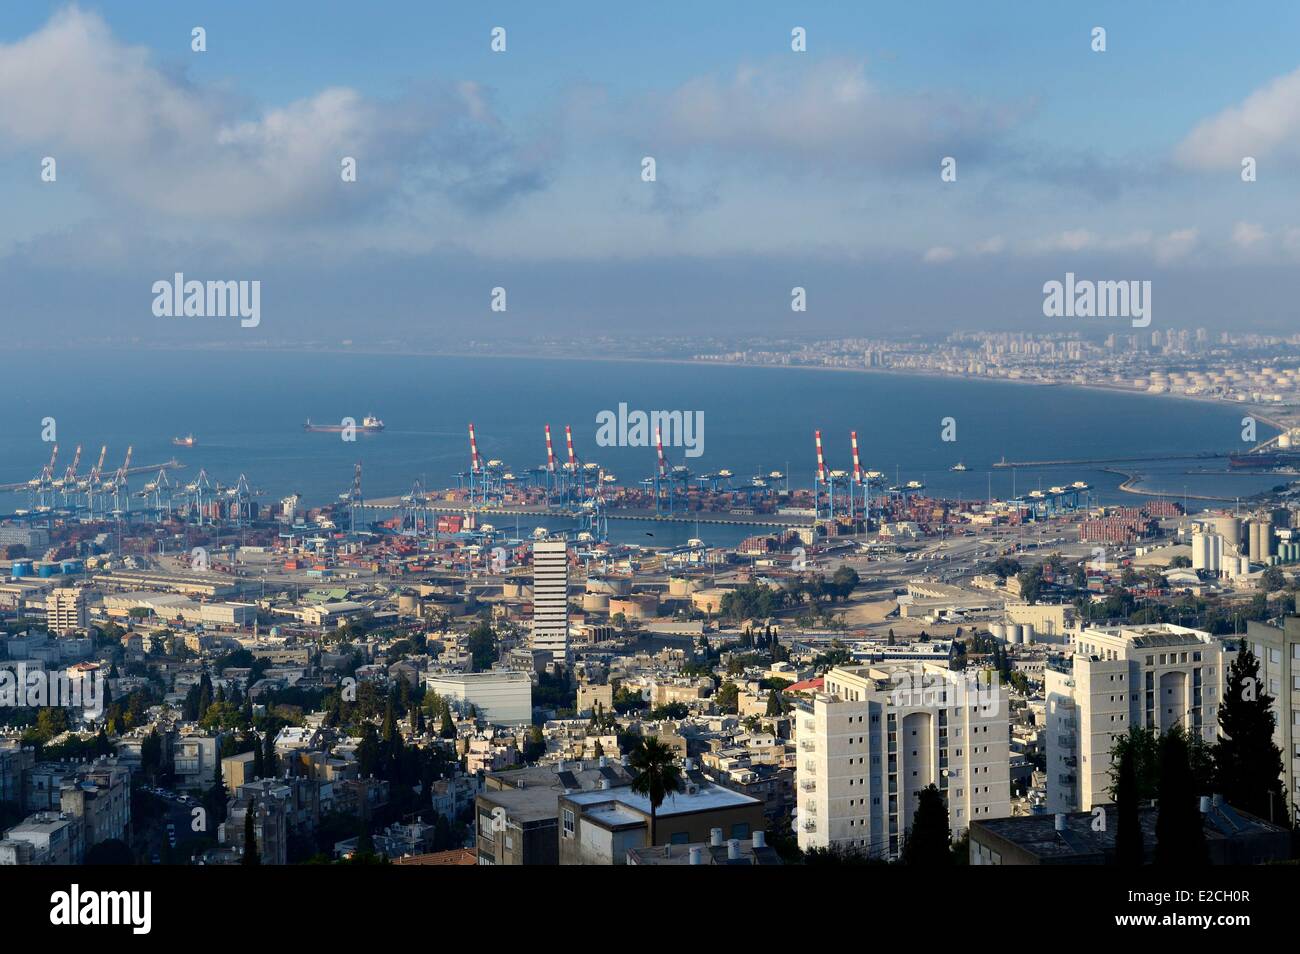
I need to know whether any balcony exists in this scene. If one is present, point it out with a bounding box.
[799,740,816,752]
[800,779,817,792]
[802,819,817,833]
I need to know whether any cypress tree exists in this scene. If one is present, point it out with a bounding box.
[1114,735,1144,865]
[1213,643,1285,822]
[1154,726,1207,866]
[902,784,951,865]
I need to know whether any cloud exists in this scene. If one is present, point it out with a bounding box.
[1231,221,1268,247]
[1175,66,1300,169]
[621,58,1023,173]
[0,6,540,224]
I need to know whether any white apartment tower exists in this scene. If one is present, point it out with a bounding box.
[1244,617,1300,823]
[531,539,569,662]
[47,587,89,636]
[1044,623,1223,813]
[795,663,1010,860]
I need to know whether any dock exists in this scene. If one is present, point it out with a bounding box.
[993,452,1229,469]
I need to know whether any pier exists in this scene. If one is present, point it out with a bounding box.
[366,497,812,529]
[992,452,1228,469]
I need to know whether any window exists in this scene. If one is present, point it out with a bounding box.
[562,809,575,836]
[670,832,690,845]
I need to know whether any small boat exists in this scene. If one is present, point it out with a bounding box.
[173,434,196,447]
[950,462,967,472]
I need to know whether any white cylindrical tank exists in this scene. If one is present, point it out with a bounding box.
[1006,624,1023,644]
[989,623,1007,642]
[1211,516,1242,550]
[1022,623,1035,644]
[1191,532,1209,570]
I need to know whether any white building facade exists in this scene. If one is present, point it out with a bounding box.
[795,663,1010,860]
[1045,624,1223,813]
[531,539,569,662]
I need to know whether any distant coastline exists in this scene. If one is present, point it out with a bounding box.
[38,339,1295,439]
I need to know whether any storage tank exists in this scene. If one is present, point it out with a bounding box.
[989,623,1007,642]
[1006,624,1023,645]
[1191,532,1211,571]
[60,559,82,574]
[1022,623,1035,645]
[668,576,701,598]
[11,560,32,578]
[582,592,610,613]
[1211,516,1242,550]
[586,576,631,597]
[398,593,421,615]
[37,563,58,578]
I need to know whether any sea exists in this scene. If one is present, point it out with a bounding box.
[0,349,1283,548]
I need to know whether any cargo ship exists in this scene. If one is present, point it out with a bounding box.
[172,434,196,447]
[1229,451,1300,470]
[304,414,385,433]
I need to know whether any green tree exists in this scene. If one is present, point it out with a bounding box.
[1154,726,1207,867]
[901,784,950,866]
[1113,734,1144,866]
[715,682,739,714]
[1213,643,1285,822]
[628,736,684,846]
[765,688,785,717]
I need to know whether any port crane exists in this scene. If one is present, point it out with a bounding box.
[27,444,57,508]
[400,478,433,537]
[339,460,364,533]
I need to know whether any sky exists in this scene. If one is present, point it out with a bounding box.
[4,1,1300,343]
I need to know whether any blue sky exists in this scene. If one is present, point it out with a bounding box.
[5,1,1300,342]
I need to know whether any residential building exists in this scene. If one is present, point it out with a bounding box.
[1244,616,1300,823]
[1045,624,1223,813]
[795,663,1010,860]
[970,798,1290,865]
[558,782,764,864]
[46,587,89,635]
[627,828,782,865]
[0,812,84,865]
[424,670,532,726]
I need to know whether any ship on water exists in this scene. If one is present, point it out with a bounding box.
[304,414,385,433]
[172,434,196,447]
[1229,451,1300,470]
[950,462,968,472]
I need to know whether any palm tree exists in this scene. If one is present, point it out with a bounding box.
[628,736,684,846]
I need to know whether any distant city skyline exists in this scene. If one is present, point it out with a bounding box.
[6,3,1300,339]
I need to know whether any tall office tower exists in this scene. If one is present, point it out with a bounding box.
[531,539,570,662]
[1044,624,1223,813]
[795,664,1010,860]
[46,587,89,636]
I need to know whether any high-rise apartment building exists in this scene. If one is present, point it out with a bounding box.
[795,663,1010,860]
[531,539,569,662]
[1244,617,1300,824]
[1045,624,1223,813]
[46,587,89,636]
